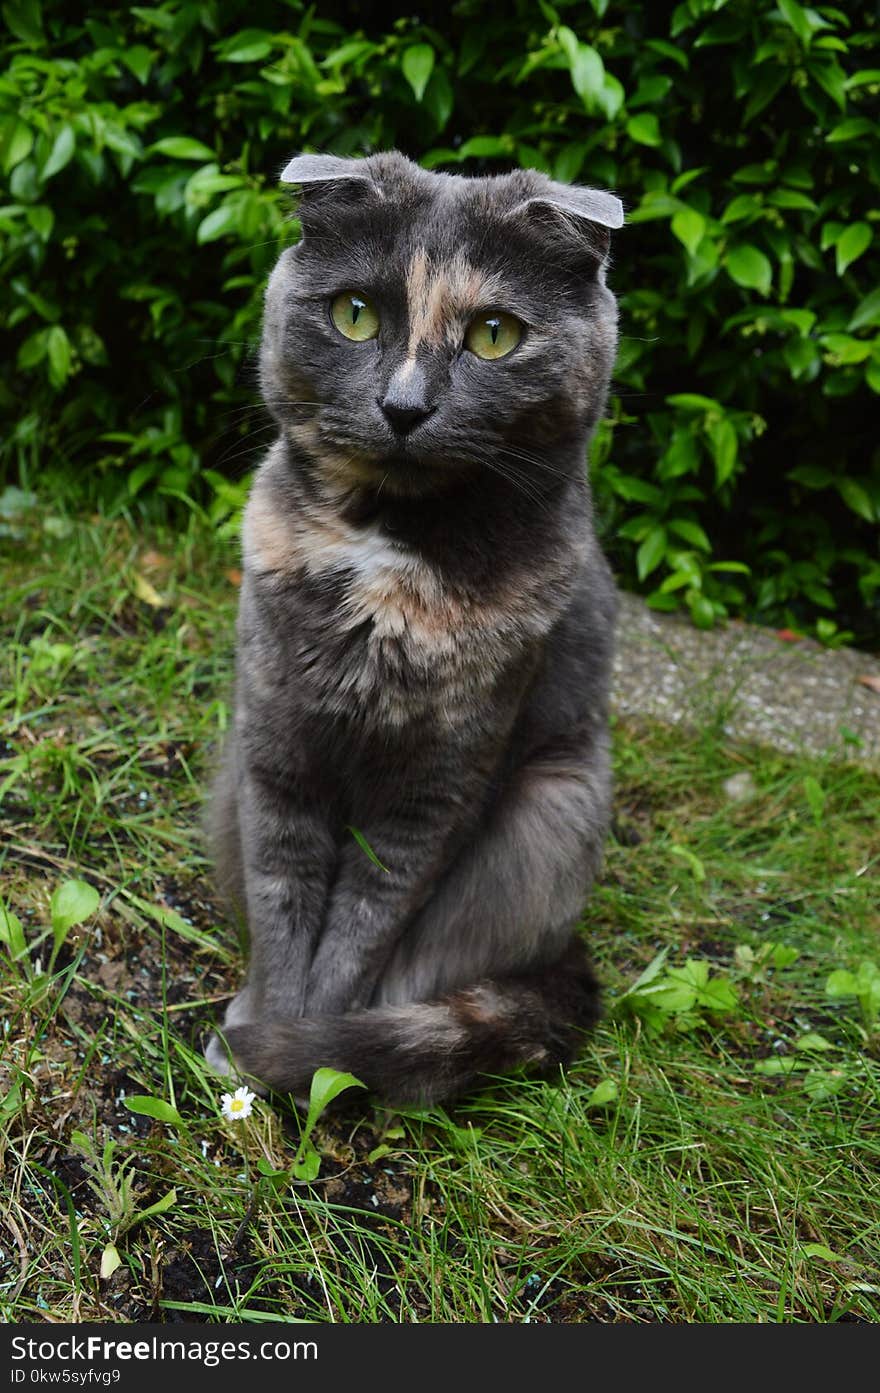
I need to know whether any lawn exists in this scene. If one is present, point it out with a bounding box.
[1,497,878,1323]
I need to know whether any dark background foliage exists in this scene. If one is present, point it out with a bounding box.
[1,0,878,643]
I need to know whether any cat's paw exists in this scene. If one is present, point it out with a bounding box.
[204,1029,237,1078]
[204,1029,269,1097]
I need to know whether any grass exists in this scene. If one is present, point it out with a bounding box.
[1,500,879,1324]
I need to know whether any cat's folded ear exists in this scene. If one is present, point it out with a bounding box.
[506,182,624,272]
[280,153,374,188]
[280,153,379,234]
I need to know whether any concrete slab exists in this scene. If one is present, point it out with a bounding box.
[611,592,880,769]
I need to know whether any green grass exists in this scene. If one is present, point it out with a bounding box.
[1,506,879,1324]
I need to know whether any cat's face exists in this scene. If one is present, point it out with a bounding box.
[260,152,622,498]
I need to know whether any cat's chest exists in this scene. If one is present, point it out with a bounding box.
[309,527,528,721]
[244,492,547,727]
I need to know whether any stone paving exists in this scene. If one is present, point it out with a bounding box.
[611,592,880,770]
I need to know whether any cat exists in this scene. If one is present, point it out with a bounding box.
[205,150,623,1105]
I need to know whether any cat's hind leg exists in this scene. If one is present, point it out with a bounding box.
[372,736,611,1009]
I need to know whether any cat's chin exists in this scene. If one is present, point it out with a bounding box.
[359,450,475,499]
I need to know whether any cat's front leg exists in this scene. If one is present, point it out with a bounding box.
[302,797,465,1016]
[232,770,337,1021]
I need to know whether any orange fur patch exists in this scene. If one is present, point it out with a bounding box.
[405,248,505,357]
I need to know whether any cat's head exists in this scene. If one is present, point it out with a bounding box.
[261,150,623,498]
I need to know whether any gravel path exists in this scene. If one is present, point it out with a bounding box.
[611,592,880,769]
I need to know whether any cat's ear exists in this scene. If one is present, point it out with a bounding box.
[280,153,379,236]
[279,153,373,188]
[507,182,624,271]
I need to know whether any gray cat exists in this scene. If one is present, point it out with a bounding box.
[205,150,623,1104]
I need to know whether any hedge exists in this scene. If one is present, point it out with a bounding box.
[1,0,878,643]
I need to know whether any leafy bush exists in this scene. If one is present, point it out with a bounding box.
[1,0,878,641]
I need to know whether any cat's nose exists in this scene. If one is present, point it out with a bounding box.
[379,398,433,435]
[378,360,434,436]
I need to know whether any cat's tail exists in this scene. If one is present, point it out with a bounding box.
[217,937,599,1105]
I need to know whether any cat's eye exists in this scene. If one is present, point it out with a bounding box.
[330,291,380,342]
[465,311,522,361]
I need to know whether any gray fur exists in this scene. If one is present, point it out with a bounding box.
[206,150,622,1104]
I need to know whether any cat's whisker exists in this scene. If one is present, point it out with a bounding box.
[212,400,323,428]
[212,429,282,475]
[462,449,553,512]
[496,444,582,484]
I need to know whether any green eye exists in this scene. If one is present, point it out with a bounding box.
[331,291,380,342]
[465,311,522,361]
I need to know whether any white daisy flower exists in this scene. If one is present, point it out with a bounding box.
[220,1085,256,1121]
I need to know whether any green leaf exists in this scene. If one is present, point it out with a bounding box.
[305,1068,365,1129]
[777,0,813,46]
[707,417,738,486]
[607,475,662,505]
[1,117,33,174]
[50,879,99,950]
[669,518,711,551]
[755,1056,800,1076]
[2,0,45,45]
[788,464,831,489]
[565,40,605,108]
[588,1078,618,1108]
[821,334,872,365]
[0,903,27,959]
[291,1067,365,1181]
[721,193,761,224]
[658,428,698,480]
[196,203,239,244]
[618,948,670,1000]
[402,44,435,102]
[215,29,274,63]
[771,945,800,969]
[666,392,722,412]
[669,844,705,881]
[725,244,772,296]
[835,223,872,276]
[826,118,875,143]
[766,188,815,211]
[596,72,625,122]
[41,126,75,181]
[779,309,816,335]
[849,287,880,332]
[457,135,512,160]
[671,207,706,257]
[808,59,847,109]
[636,526,667,581]
[835,478,874,522]
[26,204,53,240]
[346,826,390,872]
[45,325,71,389]
[784,337,820,380]
[121,45,154,84]
[291,1138,321,1182]
[366,1143,394,1164]
[150,137,216,162]
[626,113,662,147]
[795,1033,834,1052]
[123,1095,184,1127]
[826,969,857,998]
[688,593,717,629]
[801,1243,843,1262]
[131,1187,177,1225]
[803,775,825,824]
